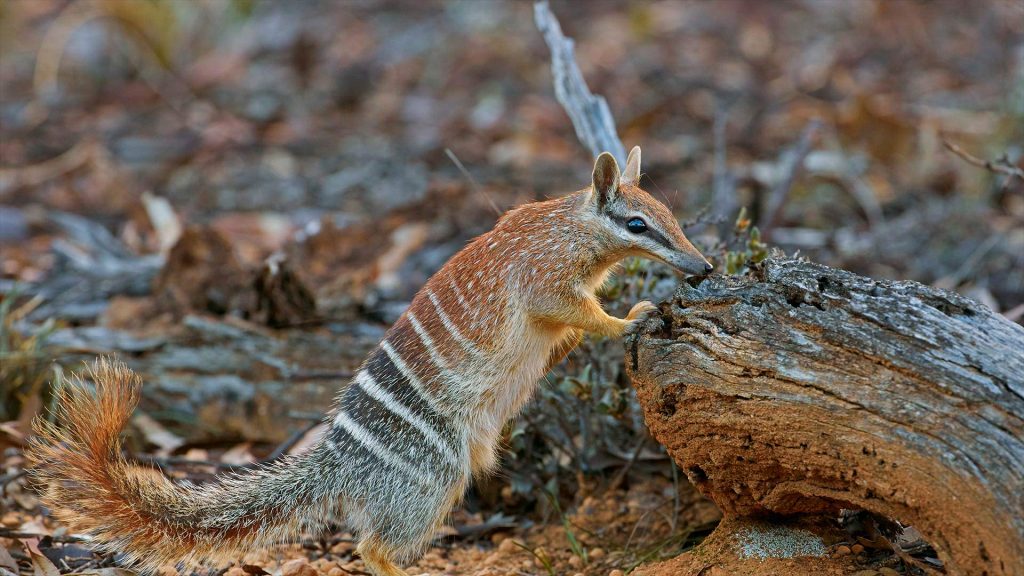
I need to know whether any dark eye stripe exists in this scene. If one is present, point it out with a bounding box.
[609,215,674,249]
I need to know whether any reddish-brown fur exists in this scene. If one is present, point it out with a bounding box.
[26,360,268,564]
[27,148,711,575]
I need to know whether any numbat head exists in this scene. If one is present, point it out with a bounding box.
[589,147,712,276]
[27,146,710,576]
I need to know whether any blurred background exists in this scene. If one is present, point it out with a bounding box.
[1,0,1022,574]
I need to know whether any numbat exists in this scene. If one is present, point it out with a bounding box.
[28,148,711,576]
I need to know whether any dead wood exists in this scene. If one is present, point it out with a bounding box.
[625,257,1024,575]
[154,225,251,316]
[44,314,372,444]
[761,119,821,238]
[252,253,318,328]
[534,0,626,166]
[25,211,162,322]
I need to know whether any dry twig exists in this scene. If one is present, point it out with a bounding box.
[943,139,1024,181]
[0,139,99,194]
[763,119,822,237]
[607,435,647,492]
[711,105,738,235]
[534,1,626,165]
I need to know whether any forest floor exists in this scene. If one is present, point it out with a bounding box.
[1,473,723,576]
[1,1,1021,575]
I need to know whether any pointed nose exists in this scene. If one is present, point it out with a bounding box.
[670,254,714,276]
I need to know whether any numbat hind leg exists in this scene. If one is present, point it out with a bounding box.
[356,536,410,576]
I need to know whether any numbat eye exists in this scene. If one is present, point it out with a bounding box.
[626,217,648,234]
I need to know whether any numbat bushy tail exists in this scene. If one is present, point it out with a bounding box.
[28,148,711,576]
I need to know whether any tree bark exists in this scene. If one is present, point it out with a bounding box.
[625,257,1024,576]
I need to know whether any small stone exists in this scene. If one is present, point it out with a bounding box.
[590,547,606,559]
[312,559,335,572]
[330,539,355,554]
[532,547,548,568]
[609,571,625,576]
[422,550,444,563]
[326,569,345,576]
[281,559,317,576]
[851,543,865,554]
[568,555,582,568]
[835,545,852,556]
[490,531,508,544]
[498,537,525,554]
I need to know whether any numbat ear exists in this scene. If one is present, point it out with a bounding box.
[591,152,620,210]
[622,146,641,185]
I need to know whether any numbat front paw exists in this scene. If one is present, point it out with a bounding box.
[627,300,658,320]
[626,300,659,323]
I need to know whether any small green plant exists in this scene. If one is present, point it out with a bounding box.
[622,520,718,574]
[547,490,588,564]
[0,289,58,422]
[723,207,769,275]
[513,541,556,576]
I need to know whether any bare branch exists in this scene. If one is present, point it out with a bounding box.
[711,104,737,235]
[534,1,626,165]
[763,119,822,237]
[942,139,1024,181]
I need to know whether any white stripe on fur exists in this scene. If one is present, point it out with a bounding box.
[352,370,459,466]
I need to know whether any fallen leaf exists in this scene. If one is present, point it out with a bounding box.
[286,422,326,456]
[17,519,49,536]
[6,479,39,510]
[132,412,184,456]
[22,539,60,576]
[141,191,182,256]
[0,545,18,573]
[220,442,256,466]
[0,422,26,444]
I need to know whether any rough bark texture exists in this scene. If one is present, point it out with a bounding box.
[45,314,374,444]
[625,258,1024,576]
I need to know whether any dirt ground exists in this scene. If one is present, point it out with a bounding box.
[1,0,1021,575]
[1,472,722,576]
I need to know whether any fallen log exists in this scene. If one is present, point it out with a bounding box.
[43,314,376,445]
[625,257,1024,576]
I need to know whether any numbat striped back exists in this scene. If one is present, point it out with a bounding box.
[27,148,711,576]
